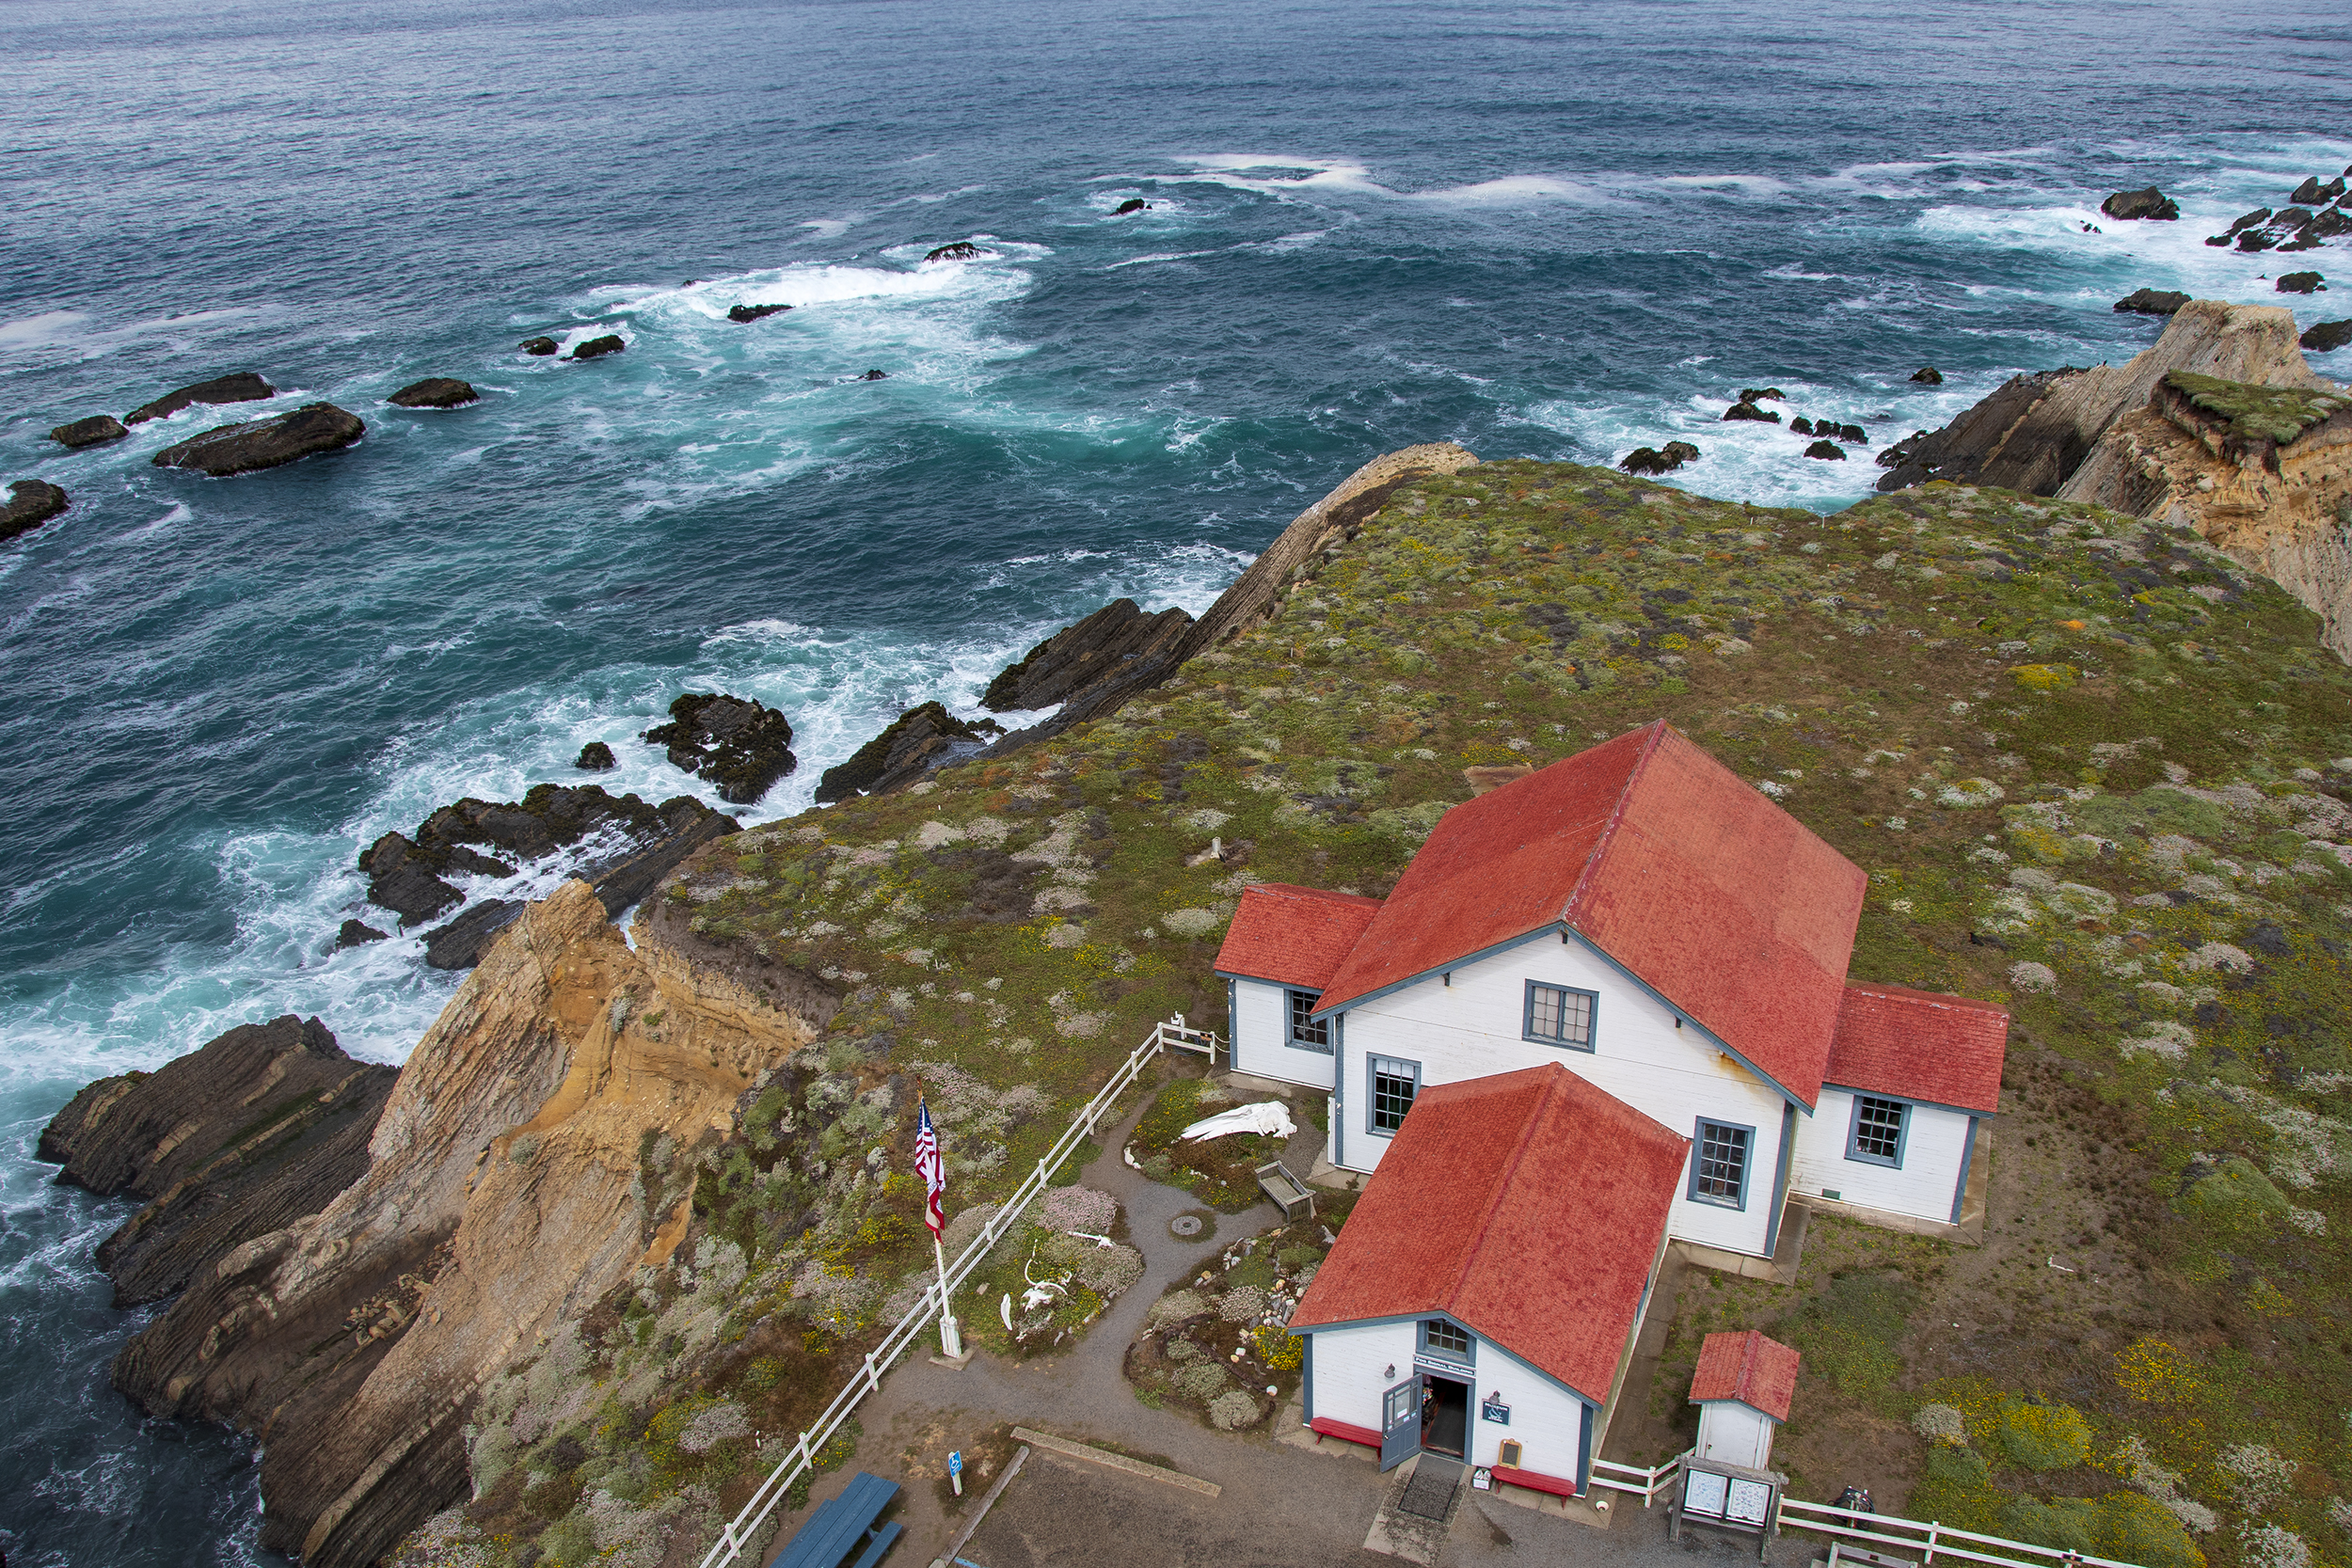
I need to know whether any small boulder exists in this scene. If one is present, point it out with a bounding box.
[1723,401,1780,423]
[1804,439,1848,460]
[2208,207,2272,246]
[334,919,388,949]
[575,741,617,771]
[925,242,982,262]
[151,403,365,477]
[3,480,70,543]
[1790,416,1815,435]
[50,414,128,449]
[388,377,478,408]
[1115,198,1150,214]
[2113,288,2191,316]
[2291,175,2347,206]
[1619,442,1699,475]
[2301,320,2352,353]
[2238,229,2280,253]
[124,372,275,426]
[1740,386,1785,402]
[518,336,560,356]
[1911,366,1944,385]
[643,692,797,803]
[2314,208,2352,238]
[1833,421,1866,442]
[567,334,626,360]
[2100,186,2179,221]
[858,369,888,381]
[727,303,791,323]
[2278,272,2327,294]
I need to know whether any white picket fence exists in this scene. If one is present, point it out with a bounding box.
[1594,1450,2147,1568]
[697,1017,1217,1568]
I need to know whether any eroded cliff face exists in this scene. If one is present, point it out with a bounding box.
[115,879,834,1567]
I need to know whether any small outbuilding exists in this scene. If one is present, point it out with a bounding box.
[1687,1329,1802,1470]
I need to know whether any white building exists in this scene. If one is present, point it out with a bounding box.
[1688,1329,1801,1470]
[1216,721,2008,1251]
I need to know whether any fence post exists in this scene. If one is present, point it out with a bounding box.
[865,1352,879,1392]
[1925,1521,1939,1565]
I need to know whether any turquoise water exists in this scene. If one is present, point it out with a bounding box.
[2,0,2347,1559]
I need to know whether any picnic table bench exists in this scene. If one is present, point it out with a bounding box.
[1255,1160,1315,1222]
[771,1470,900,1568]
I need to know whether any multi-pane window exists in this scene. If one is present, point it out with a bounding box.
[1526,982,1596,1050]
[1370,1056,1420,1134]
[1422,1319,1474,1363]
[1850,1095,1906,1166]
[1692,1119,1752,1207]
[1288,989,1331,1052]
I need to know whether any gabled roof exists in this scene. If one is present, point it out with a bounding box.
[1312,721,1867,1109]
[1213,882,1385,990]
[1289,1064,1687,1403]
[1689,1329,1802,1422]
[1826,982,2009,1116]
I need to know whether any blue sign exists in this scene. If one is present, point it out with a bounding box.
[1481,1394,1511,1426]
[948,1450,964,1476]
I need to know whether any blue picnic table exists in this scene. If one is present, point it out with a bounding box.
[771,1471,901,1568]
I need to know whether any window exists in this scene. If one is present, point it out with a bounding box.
[1524,982,1597,1051]
[1691,1118,1753,1208]
[1287,989,1331,1053]
[1420,1319,1474,1364]
[1369,1056,1420,1134]
[1848,1095,1908,1166]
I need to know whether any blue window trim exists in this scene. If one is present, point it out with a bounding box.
[1521,980,1598,1053]
[1287,988,1333,1053]
[1689,1116,1756,1210]
[1418,1318,1476,1368]
[1845,1093,1910,1169]
[1367,1054,1421,1138]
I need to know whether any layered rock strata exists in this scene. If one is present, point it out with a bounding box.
[815,701,999,803]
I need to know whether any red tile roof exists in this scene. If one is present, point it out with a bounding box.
[1313,721,1867,1108]
[1289,1064,1687,1403]
[1213,882,1385,990]
[1688,1330,1802,1422]
[1825,982,2009,1115]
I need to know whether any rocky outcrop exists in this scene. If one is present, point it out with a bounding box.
[2279,272,2327,295]
[125,372,275,425]
[2116,289,2191,316]
[518,337,559,356]
[983,598,1195,713]
[727,303,790,323]
[1804,439,1847,460]
[2101,186,2179,221]
[39,1015,395,1307]
[1911,367,1944,385]
[389,378,478,408]
[568,335,625,360]
[575,741,616,770]
[50,413,128,449]
[152,403,365,476]
[1723,399,1780,422]
[816,702,999,803]
[925,242,981,261]
[1116,198,1150,214]
[1620,441,1699,475]
[422,900,525,970]
[2292,175,2348,207]
[3,480,69,543]
[643,693,796,803]
[2308,321,2352,355]
[336,919,388,948]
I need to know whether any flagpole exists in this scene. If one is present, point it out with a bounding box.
[933,1231,963,1358]
[915,1096,963,1359]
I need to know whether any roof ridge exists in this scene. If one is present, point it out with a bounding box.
[1561,720,1672,927]
[1740,1330,1760,1398]
[1441,1069,1558,1321]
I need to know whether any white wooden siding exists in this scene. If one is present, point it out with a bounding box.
[1230,976,1335,1090]
[1303,1320,1591,1486]
[1790,1089,1973,1224]
[1694,1401,1776,1469]
[1331,929,1788,1257]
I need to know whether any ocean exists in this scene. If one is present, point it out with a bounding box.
[2,0,2347,1559]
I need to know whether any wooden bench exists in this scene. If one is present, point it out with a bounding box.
[1255,1160,1315,1221]
[1309,1417,1380,1451]
[1827,1544,1918,1568]
[1490,1465,1578,1499]
[773,1470,900,1568]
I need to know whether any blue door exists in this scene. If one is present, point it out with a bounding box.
[1380,1377,1420,1471]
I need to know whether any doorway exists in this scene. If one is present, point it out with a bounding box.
[1421,1373,1470,1459]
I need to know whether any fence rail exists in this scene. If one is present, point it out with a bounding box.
[1588,1452,1683,1506]
[699,1018,1215,1568]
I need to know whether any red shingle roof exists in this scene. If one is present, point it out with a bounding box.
[1214,883,1386,990]
[1288,1064,1687,1403]
[1688,1330,1802,1421]
[1825,982,2009,1115]
[1313,721,1867,1108]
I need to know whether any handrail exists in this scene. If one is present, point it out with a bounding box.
[698,1019,1201,1567]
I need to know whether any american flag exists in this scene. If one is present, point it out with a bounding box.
[913,1098,946,1237]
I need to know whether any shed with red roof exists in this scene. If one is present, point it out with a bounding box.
[1689,1330,1803,1469]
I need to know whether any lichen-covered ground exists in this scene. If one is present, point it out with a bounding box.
[414,460,2352,1568]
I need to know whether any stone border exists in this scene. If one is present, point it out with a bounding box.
[1009,1426,1222,1497]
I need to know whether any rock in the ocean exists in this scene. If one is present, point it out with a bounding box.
[2115,289,2192,317]
[2278,272,2327,294]
[38,1014,395,1307]
[1911,367,1944,384]
[2208,207,2272,246]
[643,693,797,802]
[388,377,478,408]
[421,899,524,971]
[3,480,70,543]
[728,303,791,323]
[1115,198,1150,214]
[575,740,617,770]
[2238,229,2280,253]
[151,403,364,477]
[1790,416,1815,435]
[334,919,388,949]
[1722,400,1780,423]
[2101,186,2179,221]
[858,369,889,381]
[518,335,560,356]
[1740,387,1785,402]
[984,597,1196,712]
[1804,439,1847,460]
[567,334,626,360]
[2314,208,2352,239]
[925,241,982,261]
[817,701,1001,802]
[2291,175,2347,206]
[1618,441,1699,475]
[124,372,275,426]
[50,414,128,449]
[2302,320,2352,354]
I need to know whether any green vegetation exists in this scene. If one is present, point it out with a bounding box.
[2165,371,2352,445]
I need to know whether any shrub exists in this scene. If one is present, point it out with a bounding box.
[1038,1185,1119,1234]
[2219,1444,2297,1511]
[1208,1390,1264,1430]
[1909,1445,2002,1534]
[1993,1397,2092,1471]
[1253,1326,1303,1370]
[1174,1362,1230,1401]
[1912,1403,1967,1445]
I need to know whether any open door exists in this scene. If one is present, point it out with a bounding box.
[1380,1376,1420,1471]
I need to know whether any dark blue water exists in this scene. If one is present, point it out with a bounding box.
[3,1,2347,1560]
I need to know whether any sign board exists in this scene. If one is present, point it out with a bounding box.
[948,1451,963,1477]
[1672,1457,1785,1560]
[1480,1393,1511,1425]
